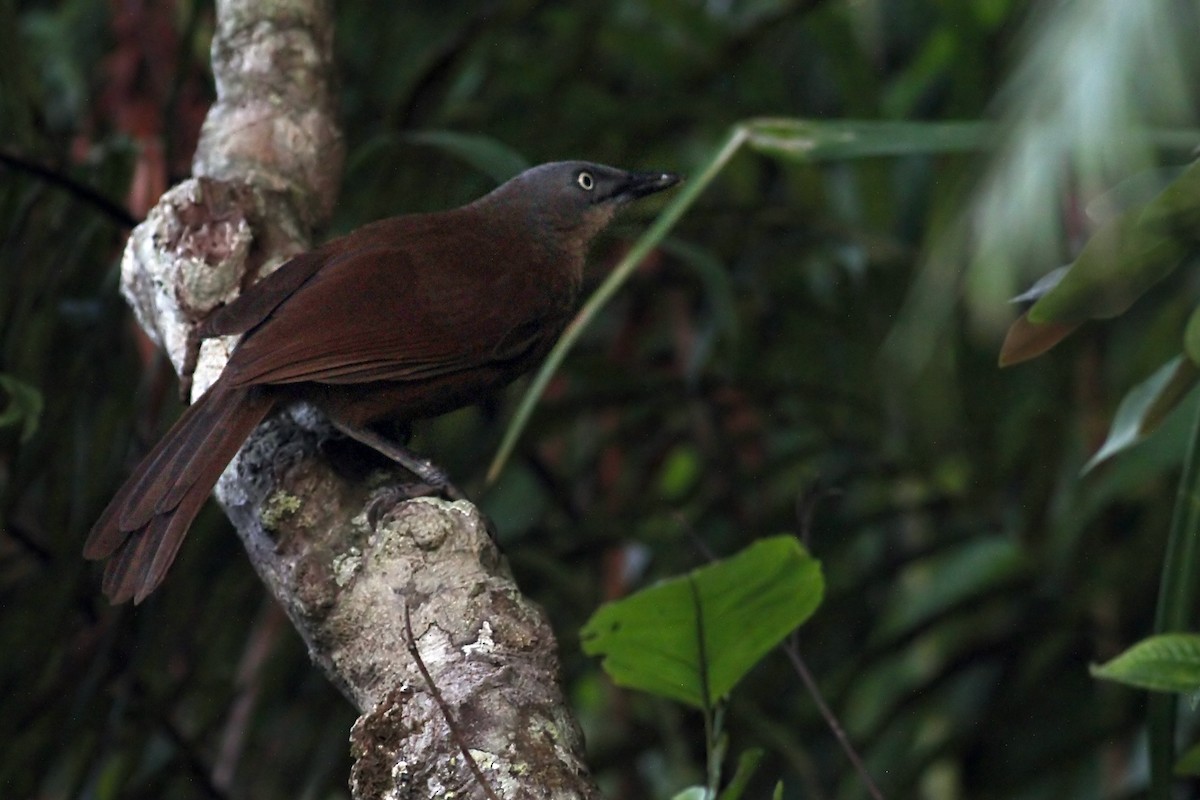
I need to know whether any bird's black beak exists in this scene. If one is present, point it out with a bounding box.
[613,170,682,203]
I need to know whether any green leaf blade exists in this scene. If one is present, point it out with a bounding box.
[1083,356,1200,473]
[1029,200,1189,326]
[581,536,824,708]
[743,118,993,162]
[1138,158,1200,236]
[1091,634,1200,693]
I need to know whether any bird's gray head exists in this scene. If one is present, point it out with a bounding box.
[477,161,680,247]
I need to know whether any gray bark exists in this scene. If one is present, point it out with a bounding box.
[116,1,599,797]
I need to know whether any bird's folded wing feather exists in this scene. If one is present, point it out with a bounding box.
[222,233,559,388]
[198,250,329,338]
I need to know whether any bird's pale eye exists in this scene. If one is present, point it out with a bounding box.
[576,171,595,191]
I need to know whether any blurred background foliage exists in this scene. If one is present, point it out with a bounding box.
[4,0,1200,797]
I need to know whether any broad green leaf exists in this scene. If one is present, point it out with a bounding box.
[744,118,992,162]
[716,749,764,800]
[0,375,42,442]
[1091,634,1200,693]
[403,130,529,184]
[1083,357,1200,473]
[1028,208,1187,324]
[1028,161,1200,326]
[671,789,708,800]
[581,536,824,709]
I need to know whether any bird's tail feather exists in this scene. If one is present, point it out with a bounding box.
[85,381,274,604]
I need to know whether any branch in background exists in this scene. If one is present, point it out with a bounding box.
[0,148,138,228]
[784,635,886,800]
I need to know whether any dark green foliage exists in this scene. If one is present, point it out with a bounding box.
[5,0,1199,798]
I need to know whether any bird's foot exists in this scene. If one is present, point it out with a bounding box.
[365,482,440,528]
[360,467,500,544]
[178,328,202,402]
[330,420,468,501]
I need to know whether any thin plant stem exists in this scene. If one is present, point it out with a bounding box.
[403,602,501,800]
[783,634,885,800]
[1148,397,1200,798]
[689,575,721,797]
[0,148,138,228]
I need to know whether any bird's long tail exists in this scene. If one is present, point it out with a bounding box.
[84,380,275,604]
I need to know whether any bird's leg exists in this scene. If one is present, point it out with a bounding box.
[178,327,202,402]
[330,419,467,502]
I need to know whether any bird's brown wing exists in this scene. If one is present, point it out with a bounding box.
[221,226,562,389]
[198,250,330,338]
[195,213,438,340]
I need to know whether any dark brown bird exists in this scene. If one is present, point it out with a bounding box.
[86,162,680,604]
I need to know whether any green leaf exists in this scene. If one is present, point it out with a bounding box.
[1138,158,1200,236]
[0,374,42,442]
[743,118,992,162]
[657,444,701,501]
[1029,172,1196,324]
[671,789,709,800]
[403,130,529,184]
[581,536,824,709]
[1091,634,1200,693]
[716,749,764,800]
[1083,356,1200,473]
